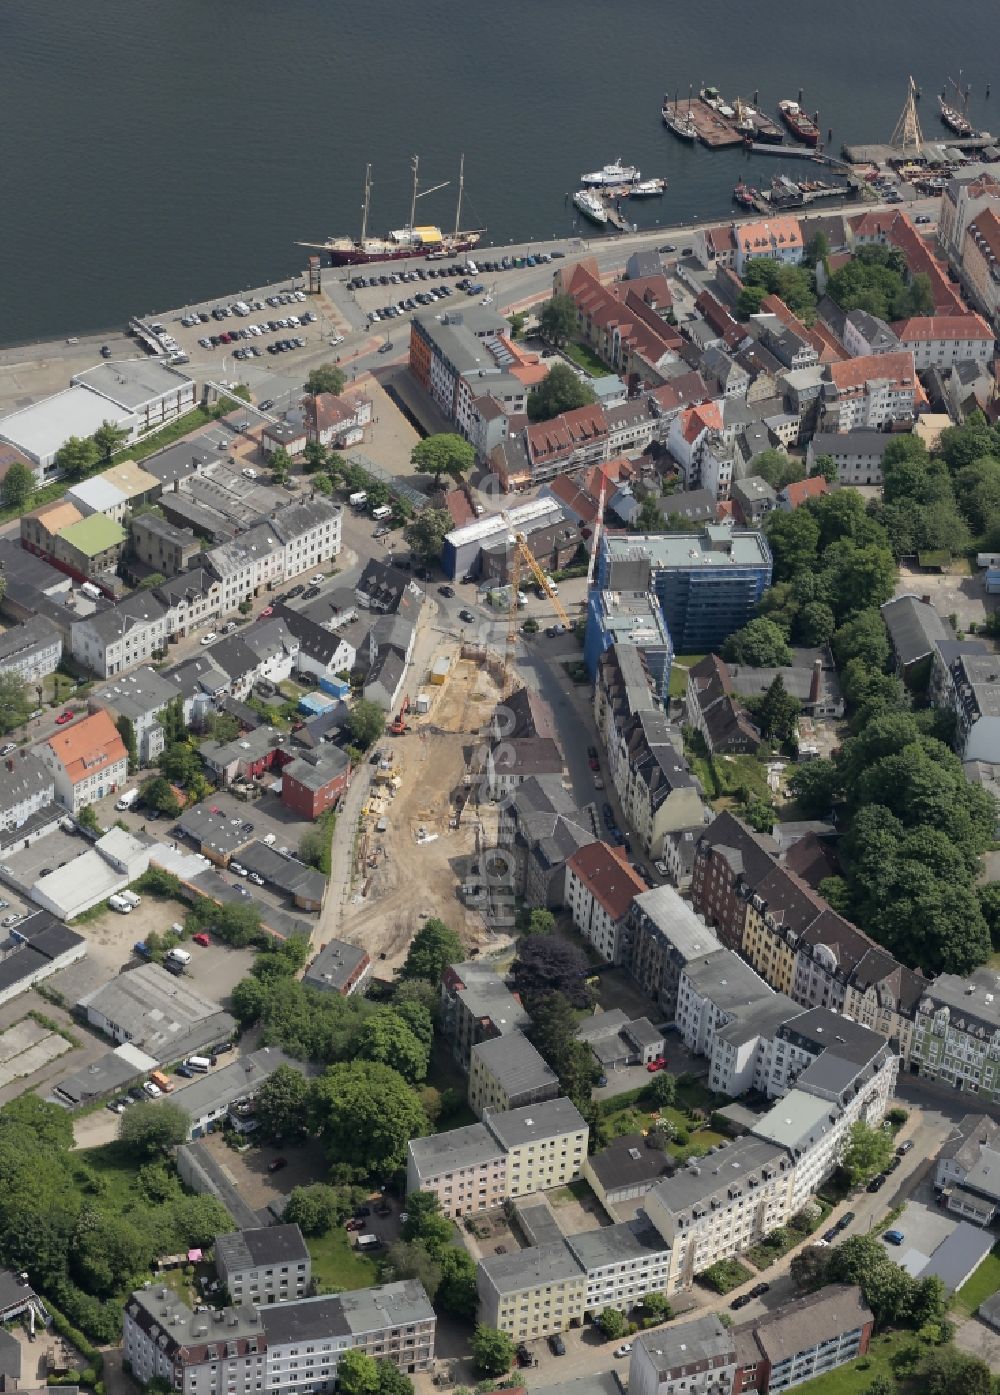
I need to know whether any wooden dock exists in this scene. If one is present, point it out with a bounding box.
[663,99,743,149]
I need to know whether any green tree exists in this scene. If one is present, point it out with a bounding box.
[204,711,241,743]
[347,699,386,750]
[527,909,556,936]
[270,446,293,480]
[77,803,102,834]
[117,1101,189,1157]
[916,1346,992,1395]
[736,284,767,320]
[978,883,1000,949]
[376,1364,413,1395]
[751,449,804,492]
[765,508,821,582]
[303,440,328,473]
[54,435,100,479]
[410,434,475,486]
[789,1244,828,1292]
[471,1325,515,1377]
[527,364,597,423]
[636,495,664,532]
[722,618,792,667]
[139,775,182,816]
[597,1306,629,1339]
[352,1008,430,1084]
[823,540,896,622]
[72,1209,152,1297]
[400,1192,455,1256]
[94,419,130,462]
[116,714,139,770]
[641,1291,672,1322]
[254,1064,312,1140]
[404,509,452,566]
[805,229,830,267]
[159,741,201,785]
[0,673,32,736]
[863,1377,895,1395]
[399,918,464,983]
[298,823,332,871]
[313,472,333,496]
[310,1061,428,1178]
[538,293,579,346]
[1,460,35,512]
[436,1246,479,1318]
[747,675,799,743]
[306,364,347,397]
[284,1184,344,1236]
[840,1120,894,1185]
[649,1071,676,1108]
[382,1239,443,1295]
[811,453,839,484]
[337,1349,380,1395]
[526,991,598,1104]
[795,599,836,647]
[788,760,840,817]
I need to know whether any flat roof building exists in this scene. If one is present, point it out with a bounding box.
[469,1031,560,1118]
[77,962,236,1065]
[215,1225,311,1305]
[0,387,135,470]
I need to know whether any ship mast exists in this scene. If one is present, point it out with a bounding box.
[409,155,419,232]
[454,153,465,237]
[360,163,372,243]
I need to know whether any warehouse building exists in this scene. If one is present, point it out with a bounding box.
[77,962,236,1064]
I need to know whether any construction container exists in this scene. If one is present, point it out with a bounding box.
[415,692,431,713]
[430,656,451,685]
[298,691,336,717]
[319,675,350,700]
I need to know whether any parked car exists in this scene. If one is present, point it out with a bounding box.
[192,932,211,947]
[458,609,476,623]
[883,1229,905,1246]
[438,584,455,598]
[896,1140,914,1156]
[654,861,669,878]
[866,1173,887,1193]
[749,1283,770,1299]
[268,1157,288,1173]
[55,710,75,725]
[613,1344,632,1358]
[548,1335,566,1356]
[822,1226,838,1243]
[646,1056,667,1073]
[730,1294,752,1310]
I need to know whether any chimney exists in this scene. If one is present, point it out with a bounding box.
[809,658,822,706]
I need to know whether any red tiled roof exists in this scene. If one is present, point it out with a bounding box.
[526,402,609,465]
[679,400,724,444]
[444,488,476,528]
[45,709,126,787]
[828,351,916,394]
[735,216,804,254]
[567,840,647,921]
[546,473,599,525]
[781,476,830,508]
[892,312,995,342]
[649,373,711,416]
[561,262,680,369]
[966,207,1000,265]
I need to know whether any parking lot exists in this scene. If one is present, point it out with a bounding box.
[349,250,562,327]
[895,562,1000,632]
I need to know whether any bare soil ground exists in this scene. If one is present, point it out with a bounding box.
[338,658,505,971]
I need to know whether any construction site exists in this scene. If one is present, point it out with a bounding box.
[334,642,513,971]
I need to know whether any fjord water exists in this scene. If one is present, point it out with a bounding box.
[2,0,998,345]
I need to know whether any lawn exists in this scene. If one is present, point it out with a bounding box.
[307,1225,379,1292]
[954,1244,1000,1317]
[781,1330,913,1395]
[696,1258,753,1294]
[601,1079,727,1164]
[688,750,771,809]
[561,340,610,377]
[668,655,708,700]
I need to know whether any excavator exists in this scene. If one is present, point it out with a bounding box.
[389,694,411,735]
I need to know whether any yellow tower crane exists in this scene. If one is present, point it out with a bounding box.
[505,530,573,695]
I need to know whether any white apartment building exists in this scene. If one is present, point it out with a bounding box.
[38,708,129,812]
[477,1243,588,1341]
[912,969,1000,1104]
[70,592,169,679]
[214,1225,311,1306]
[565,841,646,964]
[566,1222,672,1317]
[406,1124,508,1219]
[0,751,56,832]
[629,1315,736,1395]
[0,615,62,683]
[644,1137,795,1295]
[124,1280,435,1395]
[675,949,773,1059]
[892,314,995,369]
[484,1097,588,1198]
[824,352,916,431]
[272,498,342,579]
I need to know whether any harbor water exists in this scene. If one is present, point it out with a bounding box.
[2,0,999,346]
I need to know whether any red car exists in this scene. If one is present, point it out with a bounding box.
[192,933,211,947]
[588,757,600,772]
[646,1057,667,1073]
[259,606,273,618]
[55,711,75,725]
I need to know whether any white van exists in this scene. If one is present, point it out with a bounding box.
[186,1056,211,1073]
[371,504,393,521]
[115,788,140,811]
[166,947,192,967]
[119,890,141,908]
[108,895,133,914]
[349,491,368,509]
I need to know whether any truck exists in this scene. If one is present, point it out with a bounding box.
[349,491,368,509]
[354,1234,382,1251]
[371,504,393,521]
[115,788,140,811]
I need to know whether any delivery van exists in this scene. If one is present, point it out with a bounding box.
[186,1056,212,1073]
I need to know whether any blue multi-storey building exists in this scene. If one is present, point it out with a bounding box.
[598,525,772,655]
[583,588,673,700]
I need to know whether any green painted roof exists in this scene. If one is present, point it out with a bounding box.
[59,513,127,557]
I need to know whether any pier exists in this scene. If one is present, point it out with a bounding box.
[662,99,743,149]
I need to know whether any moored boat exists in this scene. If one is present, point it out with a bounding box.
[733,180,758,208]
[661,97,698,141]
[573,188,609,225]
[778,99,820,146]
[629,178,667,197]
[580,159,640,186]
[939,95,973,136]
